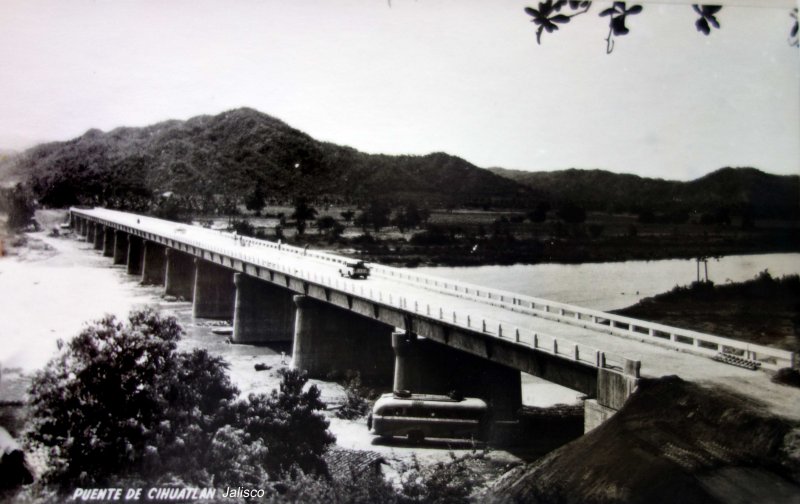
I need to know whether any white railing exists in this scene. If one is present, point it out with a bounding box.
[366,263,796,370]
[70,208,643,377]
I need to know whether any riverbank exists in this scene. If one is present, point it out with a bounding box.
[491,376,800,503]
[612,272,800,352]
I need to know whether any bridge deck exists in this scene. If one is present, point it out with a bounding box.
[73,208,800,420]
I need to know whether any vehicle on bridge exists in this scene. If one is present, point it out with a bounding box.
[339,260,370,279]
[367,391,488,443]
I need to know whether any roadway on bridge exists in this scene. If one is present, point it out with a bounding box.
[79,208,800,421]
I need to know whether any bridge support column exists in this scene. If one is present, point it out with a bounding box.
[93,224,104,250]
[392,332,522,421]
[112,231,128,265]
[102,227,114,257]
[126,236,144,276]
[232,273,294,344]
[192,259,235,319]
[292,295,394,384]
[75,218,84,237]
[141,241,166,286]
[85,222,95,243]
[164,249,195,300]
[584,367,639,432]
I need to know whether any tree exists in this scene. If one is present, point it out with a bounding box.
[230,369,335,478]
[340,209,356,224]
[527,202,550,223]
[557,202,586,224]
[27,309,238,489]
[355,200,391,232]
[291,197,317,235]
[26,309,335,492]
[317,215,344,240]
[244,184,267,215]
[392,202,431,232]
[4,183,36,231]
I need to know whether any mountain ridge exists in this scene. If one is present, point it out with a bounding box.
[6,107,798,219]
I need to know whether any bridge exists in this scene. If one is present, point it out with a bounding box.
[69,208,798,433]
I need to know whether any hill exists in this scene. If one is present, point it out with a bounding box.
[10,108,529,211]
[490,167,800,219]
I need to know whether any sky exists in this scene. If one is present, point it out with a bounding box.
[0,0,797,180]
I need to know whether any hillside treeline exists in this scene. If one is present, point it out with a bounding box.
[5,107,798,225]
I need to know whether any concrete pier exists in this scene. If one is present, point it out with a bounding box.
[85,222,95,243]
[192,259,235,319]
[102,227,114,257]
[164,249,195,300]
[126,235,144,276]
[232,273,295,344]
[292,295,394,384]
[141,241,167,286]
[92,224,104,250]
[112,231,128,265]
[392,331,522,420]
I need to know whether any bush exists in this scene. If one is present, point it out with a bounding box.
[27,309,238,489]
[335,372,372,420]
[26,309,334,492]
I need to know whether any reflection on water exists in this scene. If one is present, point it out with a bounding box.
[417,253,800,311]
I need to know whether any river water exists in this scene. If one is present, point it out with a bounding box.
[416,253,800,311]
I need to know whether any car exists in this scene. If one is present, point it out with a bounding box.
[339,260,370,279]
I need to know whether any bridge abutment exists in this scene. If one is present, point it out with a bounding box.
[232,273,294,344]
[584,367,639,432]
[292,294,394,384]
[126,235,144,276]
[112,231,128,265]
[192,259,235,319]
[164,249,195,300]
[141,241,167,285]
[391,331,522,420]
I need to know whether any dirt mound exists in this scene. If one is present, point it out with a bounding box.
[491,376,800,503]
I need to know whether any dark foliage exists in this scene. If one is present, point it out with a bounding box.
[693,5,722,35]
[291,197,317,235]
[491,167,800,221]
[14,108,528,213]
[26,310,334,493]
[1,183,36,231]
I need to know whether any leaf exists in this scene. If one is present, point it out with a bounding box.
[705,5,722,15]
[626,4,643,15]
[611,15,629,35]
[551,14,571,23]
[696,17,711,35]
[599,6,616,16]
[524,6,539,16]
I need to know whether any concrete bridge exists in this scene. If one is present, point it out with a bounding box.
[69,208,798,433]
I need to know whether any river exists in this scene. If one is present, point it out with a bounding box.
[416,253,800,311]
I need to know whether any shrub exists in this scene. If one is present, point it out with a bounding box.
[26,309,335,492]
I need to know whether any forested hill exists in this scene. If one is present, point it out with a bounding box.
[9,107,798,219]
[13,108,530,211]
[490,167,800,218]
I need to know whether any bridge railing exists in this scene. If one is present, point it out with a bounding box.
[72,208,795,370]
[366,263,797,370]
[71,208,643,378]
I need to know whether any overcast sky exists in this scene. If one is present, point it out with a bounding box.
[0,0,797,180]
